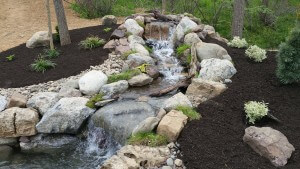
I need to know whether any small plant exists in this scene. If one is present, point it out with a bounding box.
[128,132,168,147]
[53,26,60,42]
[79,36,106,50]
[103,27,112,32]
[6,54,15,61]
[31,56,56,73]
[107,69,141,83]
[43,48,60,59]
[137,20,145,28]
[245,45,267,62]
[244,101,269,124]
[121,50,137,60]
[86,93,104,109]
[144,45,153,53]
[175,105,201,120]
[136,64,149,73]
[227,36,248,48]
[176,44,191,56]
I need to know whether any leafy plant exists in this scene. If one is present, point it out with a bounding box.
[107,69,141,83]
[244,101,269,124]
[79,36,106,50]
[128,132,168,147]
[86,93,104,109]
[121,50,137,60]
[245,45,267,62]
[176,44,191,56]
[144,45,153,53]
[31,56,56,73]
[103,27,112,32]
[136,64,149,73]
[6,54,15,61]
[227,36,248,48]
[175,105,201,120]
[276,23,300,84]
[43,48,60,59]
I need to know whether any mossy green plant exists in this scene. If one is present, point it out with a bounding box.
[127,132,168,147]
[6,54,15,61]
[121,50,137,60]
[30,56,56,73]
[107,69,141,83]
[176,44,191,56]
[175,105,201,120]
[103,27,112,32]
[86,93,104,109]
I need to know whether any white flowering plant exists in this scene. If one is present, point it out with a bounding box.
[244,101,269,124]
[245,45,267,62]
[227,36,248,48]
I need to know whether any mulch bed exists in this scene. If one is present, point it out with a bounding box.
[0,24,119,88]
[178,37,300,169]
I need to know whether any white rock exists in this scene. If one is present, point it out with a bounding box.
[127,53,155,68]
[124,19,144,37]
[128,73,153,87]
[134,16,145,24]
[196,42,232,61]
[0,95,7,112]
[203,25,216,35]
[128,35,145,45]
[199,58,237,82]
[79,70,108,95]
[130,43,150,56]
[132,117,160,135]
[166,158,174,166]
[175,159,183,166]
[27,92,60,115]
[100,80,129,99]
[26,31,49,48]
[175,17,198,42]
[184,32,201,46]
[163,92,192,112]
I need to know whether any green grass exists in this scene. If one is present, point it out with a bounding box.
[187,54,192,64]
[137,20,145,28]
[43,48,60,59]
[79,36,106,50]
[6,54,15,61]
[103,27,112,32]
[111,0,160,16]
[175,105,201,120]
[31,56,56,73]
[144,45,153,53]
[127,132,168,147]
[107,69,141,83]
[176,44,191,55]
[121,50,137,60]
[86,94,104,109]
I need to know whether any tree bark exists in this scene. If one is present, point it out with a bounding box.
[53,0,71,46]
[231,0,246,37]
[45,0,54,50]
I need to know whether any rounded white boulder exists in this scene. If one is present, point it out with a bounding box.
[79,70,108,95]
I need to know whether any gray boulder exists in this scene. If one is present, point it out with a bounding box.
[132,117,160,135]
[58,87,82,98]
[111,29,126,39]
[92,101,156,144]
[0,95,7,112]
[130,43,150,56]
[128,73,153,87]
[100,80,129,99]
[196,42,232,61]
[102,15,117,26]
[36,97,95,134]
[26,31,50,48]
[126,53,155,68]
[174,17,198,42]
[163,92,192,112]
[199,58,237,82]
[0,137,17,146]
[27,92,60,115]
[128,35,145,45]
[124,19,144,37]
[184,32,201,46]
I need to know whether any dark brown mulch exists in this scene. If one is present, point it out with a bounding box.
[0,25,119,88]
[178,37,300,169]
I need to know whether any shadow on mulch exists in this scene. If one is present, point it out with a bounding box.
[0,24,119,88]
[178,37,300,169]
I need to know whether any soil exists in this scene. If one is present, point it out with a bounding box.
[178,38,300,169]
[0,24,119,88]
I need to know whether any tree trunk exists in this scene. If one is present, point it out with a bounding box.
[45,0,54,50]
[53,0,71,46]
[162,0,167,14]
[231,0,246,37]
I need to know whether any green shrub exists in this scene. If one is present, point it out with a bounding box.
[176,44,191,56]
[245,45,267,62]
[107,69,141,83]
[276,23,300,84]
[79,36,106,50]
[244,101,269,124]
[175,105,201,120]
[128,132,168,147]
[103,27,112,32]
[121,50,137,60]
[227,36,248,48]
[71,0,115,19]
[43,48,60,59]
[31,56,56,73]
[144,45,153,53]
[6,54,15,61]
[86,93,103,109]
[53,26,60,43]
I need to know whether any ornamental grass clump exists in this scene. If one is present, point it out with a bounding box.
[227,36,248,48]
[43,48,60,59]
[31,56,56,73]
[86,93,103,109]
[128,132,168,147]
[175,105,201,120]
[244,101,269,124]
[107,69,141,83]
[79,36,106,50]
[245,45,267,62]
[176,44,191,56]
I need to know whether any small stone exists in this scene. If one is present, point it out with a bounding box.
[157,108,167,120]
[19,136,30,143]
[162,166,172,169]
[168,142,175,149]
[166,158,174,166]
[175,159,183,166]
[7,92,27,108]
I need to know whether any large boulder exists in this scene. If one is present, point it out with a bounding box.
[26,31,50,48]
[36,97,95,134]
[157,110,188,142]
[124,19,144,37]
[174,17,198,42]
[186,78,227,106]
[199,58,237,82]
[132,117,160,135]
[163,92,192,112]
[92,101,156,144]
[27,92,60,116]
[129,43,150,56]
[101,145,170,169]
[0,107,39,137]
[126,53,155,68]
[128,35,145,45]
[195,42,232,61]
[184,32,201,46]
[6,92,27,108]
[100,80,129,99]
[79,70,108,95]
[0,95,7,112]
[102,15,117,26]
[128,73,153,87]
[243,126,295,167]
[20,134,79,154]
[110,29,126,39]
